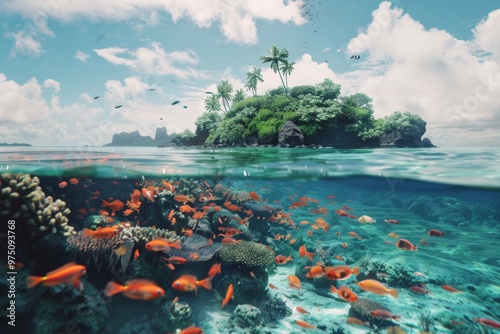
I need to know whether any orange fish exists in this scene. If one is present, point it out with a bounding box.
[335,209,349,216]
[221,237,241,244]
[296,306,310,314]
[395,239,418,251]
[174,195,195,203]
[330,285,358,302]
[104,279,164,300]
[134,249,140,261]
[208,263,222,277]
[442,285,461,292]
[275,255,293,265]
[69,177,79,185]
[176,326,204,334]
[221,283,234,308]
[428,229,445,237]
[164,256,188,265]
[384,219,399,224]
[420,239,429,246]
[289,238,296,245]
[171,274,213,293]
[296,320,316,329]
[288,275,301,290]
[248,191,261,202]
[388,232,399,239]
[299,245,315,261]
[356,279,399,298]
[347,317,369,326]
[306,265,324,279]
[341,242,348,248]
[182,228,194,237]
[269,283,278,290]
[26,262,86,289]
[81,227,119,239]
[101,199,124,216]
[324,266,360,280]
[58,181,68,188]
[145,238,182,252]
[179,204,195,213]
[348,231,362,240]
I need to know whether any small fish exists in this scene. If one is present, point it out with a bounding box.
[175,326,204,334]
[384,219,399,224]
[248,191,261,201]
[324,266,360,280]
[208,263,222,277]
[330,285,358,302]
[306,265,324,279]
[356,279,399,298]
[163,256,188,265]
[69,177,79,185]
[299,245,315,261]
[171,274,213,293]
[174,195,195,203]
[145,238,182,252]
[473,317,500,329]
[268,283,278,290]
[288,275,301,289]
[348,231,362,240]
[370,309,400,321]
[101,199,124,216]
[296,306,310,314]
[395,239,418,251]
[221,283,234,308]
[82,226,119,239]
[275,255,293,265]
[358,215,376,223]
[104,279,164,300]
[428,229,445,237]
[388,232,399,239]
[296,320,316,329]
[58,181,68,188]
[26,262,86,290]
[442,285,461,292]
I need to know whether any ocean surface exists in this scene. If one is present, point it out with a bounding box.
[1,147,499,334]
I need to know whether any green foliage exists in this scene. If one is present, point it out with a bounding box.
[195,111,222,134]
[381,111,426,135]
[268,86,286,96]
[233,89,246,103]
[179,129,194,140]
[228,96,267,117]
[290,85,316,98]
[315,78,341,100]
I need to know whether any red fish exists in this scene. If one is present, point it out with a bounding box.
[299,245,315,261]
[428,229,445,237]
[208,263,222,277]
[330,285,358,302]
[306,265,324,279]
[371,310,400,321]
[104,279,164,300]
[296,306,310,314]
[248,191,261,202]
[288,275,301,290]
[145,238,182,252]
[101,199,124,216]
[395,239,418,251]
[221,283,234,308]
[81,226,119,239]
[384,219,399,224]
[473,317,500,329]
[171,274,213,293]
[275,255,293,265]
[296,320,316,329]
[26,262,86,290]
[324,266,360,280]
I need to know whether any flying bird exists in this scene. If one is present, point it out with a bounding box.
[205,92,213,94]
[350,55,361,60]
[148,88,156,91]
[93,96,99,100]
[183,106,188,109]
[115,105,123,109]
[171,100,180,105]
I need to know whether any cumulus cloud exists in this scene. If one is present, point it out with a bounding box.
[95,42,205,79]
[104,76,149,110]
[340,1,500,146]
[43,79,61,93]
[75,50,90,62]
[0,0,305,45]
[3,31,42,57]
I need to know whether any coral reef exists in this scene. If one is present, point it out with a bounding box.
[349,297,395,329]
[227,304,264,334]
[31,278,109,334]
[219,241,274,268]
[167,234,223,262]
[120,226,178,246]
[151,300,192,333]
[263,292,292,321]
[0,173,74,241]
[418,312,436,333]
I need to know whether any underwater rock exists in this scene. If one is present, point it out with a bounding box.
[167,234,223,262]
[349,297,395,329]
[408,196,472,225]
[227,304,264,334]
[31,278,109,334]
[219,270,268,306]
[151,300,192,333]
[278,121,304,147]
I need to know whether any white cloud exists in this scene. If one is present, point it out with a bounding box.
[473,9,500,60]
[43,79,61,93]
[339,1,500,147]
[322,47,331,53]
[94,42,205,79]
[80,93,93,103]
[75,50,90,62]
[3,31,42,57]
[104,76,149,109]
[0,0,306,45]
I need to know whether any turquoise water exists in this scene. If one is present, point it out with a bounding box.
[1,147,500,334]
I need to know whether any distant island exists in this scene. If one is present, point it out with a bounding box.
[103,127,176,147]
[0,143,32,146]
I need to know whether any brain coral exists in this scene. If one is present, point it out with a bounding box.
[219,241,274,267]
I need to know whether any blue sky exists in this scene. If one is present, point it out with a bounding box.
[1,0,499,146]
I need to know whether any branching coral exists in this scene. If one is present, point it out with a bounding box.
[1,173,75,238]
[219,241,274,268]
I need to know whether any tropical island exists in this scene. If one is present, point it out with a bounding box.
[107,45,435,149]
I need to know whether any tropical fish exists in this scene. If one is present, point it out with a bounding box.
[26,262,86,290]
[296,306,310,314]
[324,266,360,280]
[175,326,204,334]
[174,195,195,203]
[248,191,261,201]
[145,238,182,252]
[275,255,293,265]
[221,283,234,308]
[395,239,418,251]
[81,226,119,239]
[370,310,400,321]
[296,320,316,329]
[330,285,358,302]
[208,263,222,277]
[101,199,124,216]
[473,317,500,329]
[104,279,164,300]
[305,265,324,279]
[384,219,399,224]
[356,279,399,298]
[171,274,213,293]
[58,181,68,188]
[299,245,315,261]
[442,285,461,292]
[358,215,376,223]
[69,177,79,185]
[288,275,301,289]
[428,229,445,237]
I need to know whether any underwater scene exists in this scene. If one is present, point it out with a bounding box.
[1,147,500,334]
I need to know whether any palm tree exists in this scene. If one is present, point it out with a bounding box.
[216,80,233,112]
[280,61,295,89]
[205,94,222,112]
[245,67,264,96]
[233,89,245,103]
[260,45,289,93]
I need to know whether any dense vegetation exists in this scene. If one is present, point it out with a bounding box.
[194,79,426,146]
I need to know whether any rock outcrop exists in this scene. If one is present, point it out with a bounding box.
[104,127,175,146]
[278,121,304,147]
